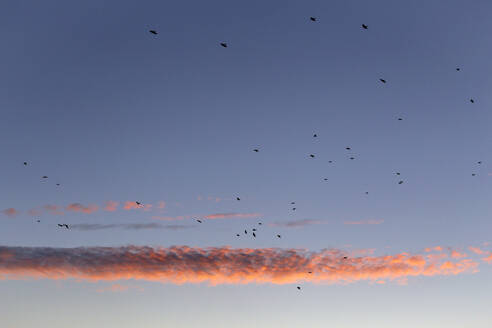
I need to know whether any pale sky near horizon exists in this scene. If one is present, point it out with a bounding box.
[1,0,492,327]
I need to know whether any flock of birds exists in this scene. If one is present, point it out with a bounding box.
[18,16,485,292]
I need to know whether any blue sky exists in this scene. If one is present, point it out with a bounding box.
[1,0,492,327]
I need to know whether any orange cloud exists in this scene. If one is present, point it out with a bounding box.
[450,250,467,259]
[2,208,18,218]
[468,246,486,255]
[0,245,480,286]
[66,203,99,214]
[483,253,492,264]
[344,219,384,225]
[104,201,119,212]
[43,204,64,215]
[204,213,260,220]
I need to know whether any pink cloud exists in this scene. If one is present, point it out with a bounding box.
[157,201,166,209]
[483,253,492,264]
[468,246,486,255]
[0,245,480,286]
[2,208,18,218]
[344,219,384,225]
[66,203,99,214]
[104,201,119,212]
[123,201,152,211]
[44,204,64,215]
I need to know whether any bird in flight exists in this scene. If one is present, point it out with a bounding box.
[253,149,259,152]
[395,172,401,176]
[236,234,240,237]
[196,219,202,223]
[291,202,295,205]
[244,230,248,234]
[149,30,158,35]
[472,173,476,176]
[343,256,348,260]
[136,201,141,206]
[470,99,475,103]
[309,154,315,158]
[310,17,317,22]
[258,222,262,225]
[362,24,368,29]
[252,228,257,231]
[253,232,256,238]
[328,160,333,163]
[380,79,387,83]
[323,178,328,181]
[313,134,317,138]
[277,234,281,238]
[297,286,301,290]
[456,68,460,71]
[292,207,296,211]
[56,183,60,186]
[58,224,69,229]
[36,219,40,223]
[365,191,369,195]
[346,147,351,150]
[477,161,482,164]
[398,118,403,121]
[42,176,48,179]
[236,197,240,201]
[220,42,228,48]
[349,157,355,160]
[23,162,27,166]
[398,180,404,184]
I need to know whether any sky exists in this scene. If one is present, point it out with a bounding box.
[1,0,492,327]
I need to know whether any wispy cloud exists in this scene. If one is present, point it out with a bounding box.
[66,203,99,214]
[104,201,119,212]
[43,205,64,215]
[70,223,193,231]
[269,219,325,228]
[0,245,480,285]
[344,219,384,225]
[204,213,260,220]
[2,208,18,218]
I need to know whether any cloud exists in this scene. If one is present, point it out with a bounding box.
[0,245,479,285]
[483,253,492,264]
[269,219,325,228]
[204,213,260,220]
[2,208,18,218]
[123,201,152,211]
[468,246,486,255]
[43,205,64,215]
[104,201,119,212]
[70,223,193,231]
[157,201,166,209]
[344,219,384,225]
[66,203,99,214]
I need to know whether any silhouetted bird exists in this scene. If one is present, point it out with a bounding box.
[36,219,40,223]
[236,197,240,201]
[136,201,141,205]
[258,222,262,225]
[472,173,476,176]
[308,271,312,274]
[310,154,315,158]
[42,176,48,179]
[310,17,316,22]
[56,183,60,186]
[297,286,301,290]
[470,99,475,103]
[365,192,369,195]
[236,234,240,237]
[245,230,247,234]
[253,149,259,152]
[380,79,387,83]
[149,30,158,35]
[346,147,351,150]
[292,208,296,211]
[456,68,460,71]
[196,219,202,223]
[58,224,69,229]
[398,180,404,184]
[291,202,295,205]
[253,228,257,231]
[398,118,403,121]
[343,256,348,260]
[23,162,27,166]
[253,232,256,238]
[478,161,482,164]
[277,234,281,238]
[220,42,228,48]
[328,160,333,163]
[349,157,355,160]
[313,134,317,138]
[323,178,328,181]
[362,24,368,29]
[395,172,401,176]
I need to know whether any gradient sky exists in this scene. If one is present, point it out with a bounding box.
[1,0,492,327]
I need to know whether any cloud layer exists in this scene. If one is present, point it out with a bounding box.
[0,245,482,285]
